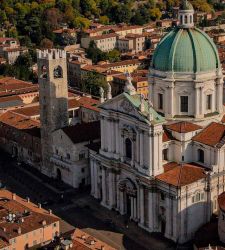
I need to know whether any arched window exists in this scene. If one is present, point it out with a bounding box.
[125,138,132,159]
[198,149,204,163]
[185,15,188,24]
[53,66,63,79]
[180,15,183,24]
[41,65,47,79]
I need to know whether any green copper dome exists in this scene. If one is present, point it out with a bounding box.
[151,27,220,73]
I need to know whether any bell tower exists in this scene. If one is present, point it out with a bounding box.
[37,49,69,176]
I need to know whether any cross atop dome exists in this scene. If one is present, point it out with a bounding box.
[178,0,194,28]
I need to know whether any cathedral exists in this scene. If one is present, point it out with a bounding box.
[89,1,225,243]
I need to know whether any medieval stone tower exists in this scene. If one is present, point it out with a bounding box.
[37,49,69,176]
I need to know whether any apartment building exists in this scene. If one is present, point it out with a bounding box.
[0,190,60,250]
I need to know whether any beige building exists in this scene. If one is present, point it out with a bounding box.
[81,33,118,52]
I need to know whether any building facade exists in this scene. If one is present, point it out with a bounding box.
[89,1,225,244]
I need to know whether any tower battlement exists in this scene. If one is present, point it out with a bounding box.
[37,49,66,60]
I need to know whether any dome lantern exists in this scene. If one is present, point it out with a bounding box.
[178,0,194,28]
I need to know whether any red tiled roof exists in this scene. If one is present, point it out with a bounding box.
[0,77,38,97]
[62,121,100,144]
[218,192,225,212]
[0,111,40,129]
[92,33,118,40]
[13,98,80,117]
[77,96,99,112]
[192,122,225,147]
[156,162,206,187]
[166,121,202,133]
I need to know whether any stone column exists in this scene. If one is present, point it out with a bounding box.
[200,87,204,117]
[165,195,171,238]
[140,131,144,167]
[111,119,115,153]
[100,117,104,150]
[134,197,137,220]
[103,119,107,151]
[90,159,94,195]
[136,132,140,165]
[107,119,112,153]
[169,85,174,117]
[101,167,107,206]
[108,171,114,208]
[120,134,124,162]
[195,87,200,118]
[131,140,135,167]
[120,191,125,214]
[216,81,223,113]
[130,197,134,219]
[139,186,144,225]
[172,198,178,241]
[148,133,152,174]
[148,191,153,231]
[94,163,99,199]
[115,121,120,155]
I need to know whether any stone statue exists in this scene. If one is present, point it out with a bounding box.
[99,87,105,103]
[107,82,112,100]
[124,72,136,95]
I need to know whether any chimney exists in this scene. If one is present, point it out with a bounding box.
[42,220,46,226]
[17,227,21,235]
[26,197,30,203]
[38,203,41,209]
[49,209,52,215]
[12,193,16,201]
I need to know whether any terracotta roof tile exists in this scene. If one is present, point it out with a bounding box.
[156,162,206,187]
[0,111,40,129]
[192,122,225,147]
[77,96,100,112]
[13,98,80,117]
[166,121,202,133]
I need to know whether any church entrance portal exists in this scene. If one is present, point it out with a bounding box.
[118,179,137,220]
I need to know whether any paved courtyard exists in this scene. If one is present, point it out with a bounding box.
[0,150,180,250]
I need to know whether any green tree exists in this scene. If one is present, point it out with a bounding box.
[149,7,162,21]
[82,71,107,96]
[73,16,91,29]
[106,49,120,62]
[99,15,109,24]
[86,41,107,63]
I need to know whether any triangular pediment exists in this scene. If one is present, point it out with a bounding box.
[99,93,165,125]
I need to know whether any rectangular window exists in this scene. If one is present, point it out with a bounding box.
[163,148,168,161]
[180,96,188,112]
[158,93,163,110]
[206,94,212,110]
